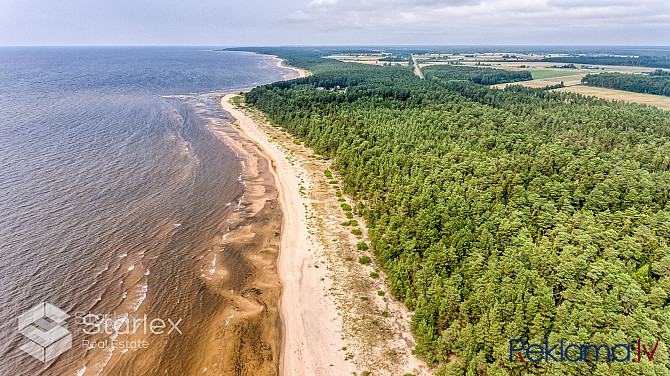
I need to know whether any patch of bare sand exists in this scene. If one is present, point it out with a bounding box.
[221,94,431,376]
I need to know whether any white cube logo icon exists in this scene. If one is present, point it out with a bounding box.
[18,303,71,362]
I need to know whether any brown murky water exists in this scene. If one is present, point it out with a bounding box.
[0,48,293,375]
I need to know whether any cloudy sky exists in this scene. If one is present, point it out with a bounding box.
[1,0,669,46]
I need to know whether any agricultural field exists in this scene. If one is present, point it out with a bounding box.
[413,52,564,64]
[554,85,670,109]
[530,69,582,79]
[327,54,409,66]
[329,51,670,110]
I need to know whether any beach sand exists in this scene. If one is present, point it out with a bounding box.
[220,85,430,375]
[220,94,353,375]
[274,56,309,79]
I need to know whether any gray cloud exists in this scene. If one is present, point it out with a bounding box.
[0,0,668,45]
[548,0,636,8]
[281,0,670,44]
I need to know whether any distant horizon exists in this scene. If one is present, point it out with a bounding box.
[2,44,670,48]
[2,0,668,46]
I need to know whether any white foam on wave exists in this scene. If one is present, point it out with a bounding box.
[225,308,237,327]
[128,265,134,271]
[119,253,127,258]
[207,254,217,278]
[132,284,148,312]
[94,343,116,376]
[91,313,129,375]
[76,365,86,376]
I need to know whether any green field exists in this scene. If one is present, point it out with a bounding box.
[530,69,581,79]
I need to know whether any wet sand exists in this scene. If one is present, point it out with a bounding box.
[179,100,284,375]
[174,59,306,375]
[167,58,307,375]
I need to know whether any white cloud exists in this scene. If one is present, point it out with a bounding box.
[281,0,670,44]
[308,0,338,7]
[287,10,313,21]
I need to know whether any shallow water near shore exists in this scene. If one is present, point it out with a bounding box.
[0,47,293,375]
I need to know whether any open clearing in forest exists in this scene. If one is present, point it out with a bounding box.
[530,70,582,79]
[491,73,585,89]
[327,54,409,67]
[553,85,670,110]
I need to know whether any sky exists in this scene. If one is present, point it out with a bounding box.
[1,0,669,46]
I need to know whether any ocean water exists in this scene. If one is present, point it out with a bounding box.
[0,47,292,375]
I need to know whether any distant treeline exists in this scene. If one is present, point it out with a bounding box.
[549,63,576,69]
[651,69,670,76]
[582,71,670,97]
[379,54,410,62]
[223,47,344,71]
[543,55,670,69]
[241,47,670,376]
[423,65,532,85]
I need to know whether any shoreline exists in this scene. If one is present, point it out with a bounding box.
[220,93,354,375]
[183,97,284,375]
[220,87,430,375]
[273,56,309,79]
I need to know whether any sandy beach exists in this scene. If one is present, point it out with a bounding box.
[220,72,429,375]
[220,94,353,375]
[274,56,310,79]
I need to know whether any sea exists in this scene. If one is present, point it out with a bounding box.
[0,47,294,375]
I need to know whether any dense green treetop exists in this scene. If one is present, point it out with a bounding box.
[423,65,532,85]
[582,72,670,97]
[239,48,670,375]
